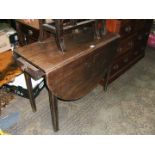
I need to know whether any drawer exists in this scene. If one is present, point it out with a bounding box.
[131,49,144,59]
[116,34,135,57]
[16,57,44,80]
[134,33,146,49]
[111,52,132,76]
[134,28,151,50]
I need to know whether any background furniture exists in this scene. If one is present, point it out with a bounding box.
[100,19,153,85]
[14,32,119,131]
[15,19,153,87]
[39,19,106,52]
[0,50,21,115]
[15,20,40,46]
[15,19,52,46]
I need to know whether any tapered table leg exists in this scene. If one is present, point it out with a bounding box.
[104,66,112,91]
[24,72,37,112]
[0,102,1,116]
[48,90,59,132]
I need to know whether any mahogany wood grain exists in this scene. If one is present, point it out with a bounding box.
[46,40,118,100]
[15,33,119,100]
[15,33,119,73]
[14,32,119,131]
[101,19,153,87]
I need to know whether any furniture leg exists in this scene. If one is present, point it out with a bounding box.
[55,20,65,52]
[104,66,112,91]
[16,22,26,46]
[24,72,37,112]
[38,19,45,42]
[48,90,59,132]
[0,102,1,116]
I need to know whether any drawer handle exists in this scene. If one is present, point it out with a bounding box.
[113,64,119,70]
[125,26,132,32]
[123,58,129,63]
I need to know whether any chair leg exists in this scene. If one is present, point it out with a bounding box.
[38,19,45,42]
[104,66,111,91]
[48,90,59,132]
[24,72,37,112]
[55,20,65,52]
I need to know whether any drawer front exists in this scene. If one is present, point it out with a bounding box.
[134,27,151,50]
[119,21,135,37]
[116,34,135,57]
[111,52,132,76]
[16,57,45,80]
[134,33,147,49]
[131,45,146,59]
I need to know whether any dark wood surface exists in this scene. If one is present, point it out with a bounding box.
[15,33,119,73]
[15,20,50,46]
[46,39,118,100]
[14,33,119,100]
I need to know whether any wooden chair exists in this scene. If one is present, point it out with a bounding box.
[38,19,106,52]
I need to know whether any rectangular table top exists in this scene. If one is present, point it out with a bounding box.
[14,32,119,74]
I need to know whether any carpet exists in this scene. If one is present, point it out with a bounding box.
[1,47,155,135]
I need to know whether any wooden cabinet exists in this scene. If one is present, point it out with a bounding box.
[100,19,153,85]
[16,20,40,46]
[15,20,50,46]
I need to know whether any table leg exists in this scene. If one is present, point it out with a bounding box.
[104,66,111,91]
[0,102,1,116]
[48,90,59,132]
[24,72,37,112]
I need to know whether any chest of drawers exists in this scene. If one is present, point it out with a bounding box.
[100,19,153,85]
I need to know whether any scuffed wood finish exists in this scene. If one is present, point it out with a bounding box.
[14,32,119,131]
[46,40,118,100]
[14,33,119,73]
[101,19,153,86]
[15,33,119,100]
